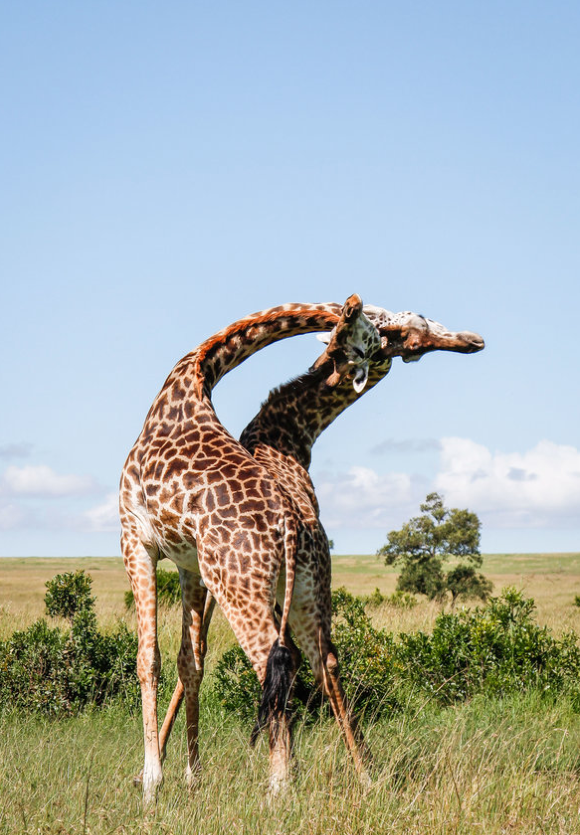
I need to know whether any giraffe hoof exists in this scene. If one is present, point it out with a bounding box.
[185,762,202,790]
[132,770,144,787]
[142,765,163,807]
[267,774,291,802]
[358,769,372,791]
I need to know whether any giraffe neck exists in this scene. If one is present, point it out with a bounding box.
[159,303,343,405]
[240,358,393,469]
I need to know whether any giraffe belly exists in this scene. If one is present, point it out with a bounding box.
[162,541,201,574]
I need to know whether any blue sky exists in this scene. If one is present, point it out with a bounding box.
[1,1,578,556]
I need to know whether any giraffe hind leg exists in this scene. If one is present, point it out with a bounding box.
[158,677,184,764]
[202,565,297,793]
[250,638,295,747]
[250,636,300,797]
[290,609,372,785]
[319,638,372,784]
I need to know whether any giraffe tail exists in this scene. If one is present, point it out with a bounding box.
[250,513,298,746]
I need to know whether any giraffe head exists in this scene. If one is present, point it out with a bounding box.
[312,294,381,392]
[362,306,485,363]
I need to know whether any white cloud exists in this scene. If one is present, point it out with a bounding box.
[0,465,98,498]
[82,493,120,533]
[315,465,420,530]
[314,439,580,537]
[435,438,580,528]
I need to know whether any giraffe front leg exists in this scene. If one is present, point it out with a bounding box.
[134,677,184,787]
[122,533,162,805]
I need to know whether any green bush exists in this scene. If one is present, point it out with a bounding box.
[361,588,387,607]
[390,590,418,609]
[348,588,417,610]
[0,571,141,716]
[124,568,182,610]
[331,588,402,718]
[212,646,267,724]
[211,587,580,726]
[44,570,95,622]
[399,587,580,705]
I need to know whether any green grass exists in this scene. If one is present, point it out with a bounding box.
[2,694,580,834]
[2,553,580,834]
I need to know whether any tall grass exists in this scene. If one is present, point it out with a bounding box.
[1,693,580,834]
[2,555,580,834]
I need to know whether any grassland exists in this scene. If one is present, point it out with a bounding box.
[1,552,580,834]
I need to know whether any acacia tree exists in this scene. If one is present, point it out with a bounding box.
[377,492,492,607]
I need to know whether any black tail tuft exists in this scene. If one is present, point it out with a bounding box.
[250,640,294,747]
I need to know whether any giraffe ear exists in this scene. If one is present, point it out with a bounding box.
[352,362,369,393]
[316,332,332,345]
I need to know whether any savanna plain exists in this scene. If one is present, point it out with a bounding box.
[1,552,580,835]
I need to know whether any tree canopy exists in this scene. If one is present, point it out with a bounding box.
[378,492,492,606]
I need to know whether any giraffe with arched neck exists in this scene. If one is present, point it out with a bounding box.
[153,306,484,771]
[120,296,380,803]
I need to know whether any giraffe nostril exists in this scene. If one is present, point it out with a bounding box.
[352,347,364,359]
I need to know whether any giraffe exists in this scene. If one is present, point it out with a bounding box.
[120,296,380,803]
[153,306,484,771]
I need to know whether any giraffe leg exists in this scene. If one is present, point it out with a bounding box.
[132,592,214,787]
[158,677,184,763]
[133,676,184,788]
[290,608,371,784]
[317,635,371,784]
[122,532,163,805]
[176,569,217,787]
[204,574,297,795]
[256,632,301,797]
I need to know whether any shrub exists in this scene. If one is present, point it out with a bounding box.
[398,588,580,705]
[44,570,95,622]
[361,588,387,607]
[344,587,416,610]
[0,571,142,716]
[211,587,580,726]
[331,588,401,718]
[385,590,418,609]
[125,568,182,610]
